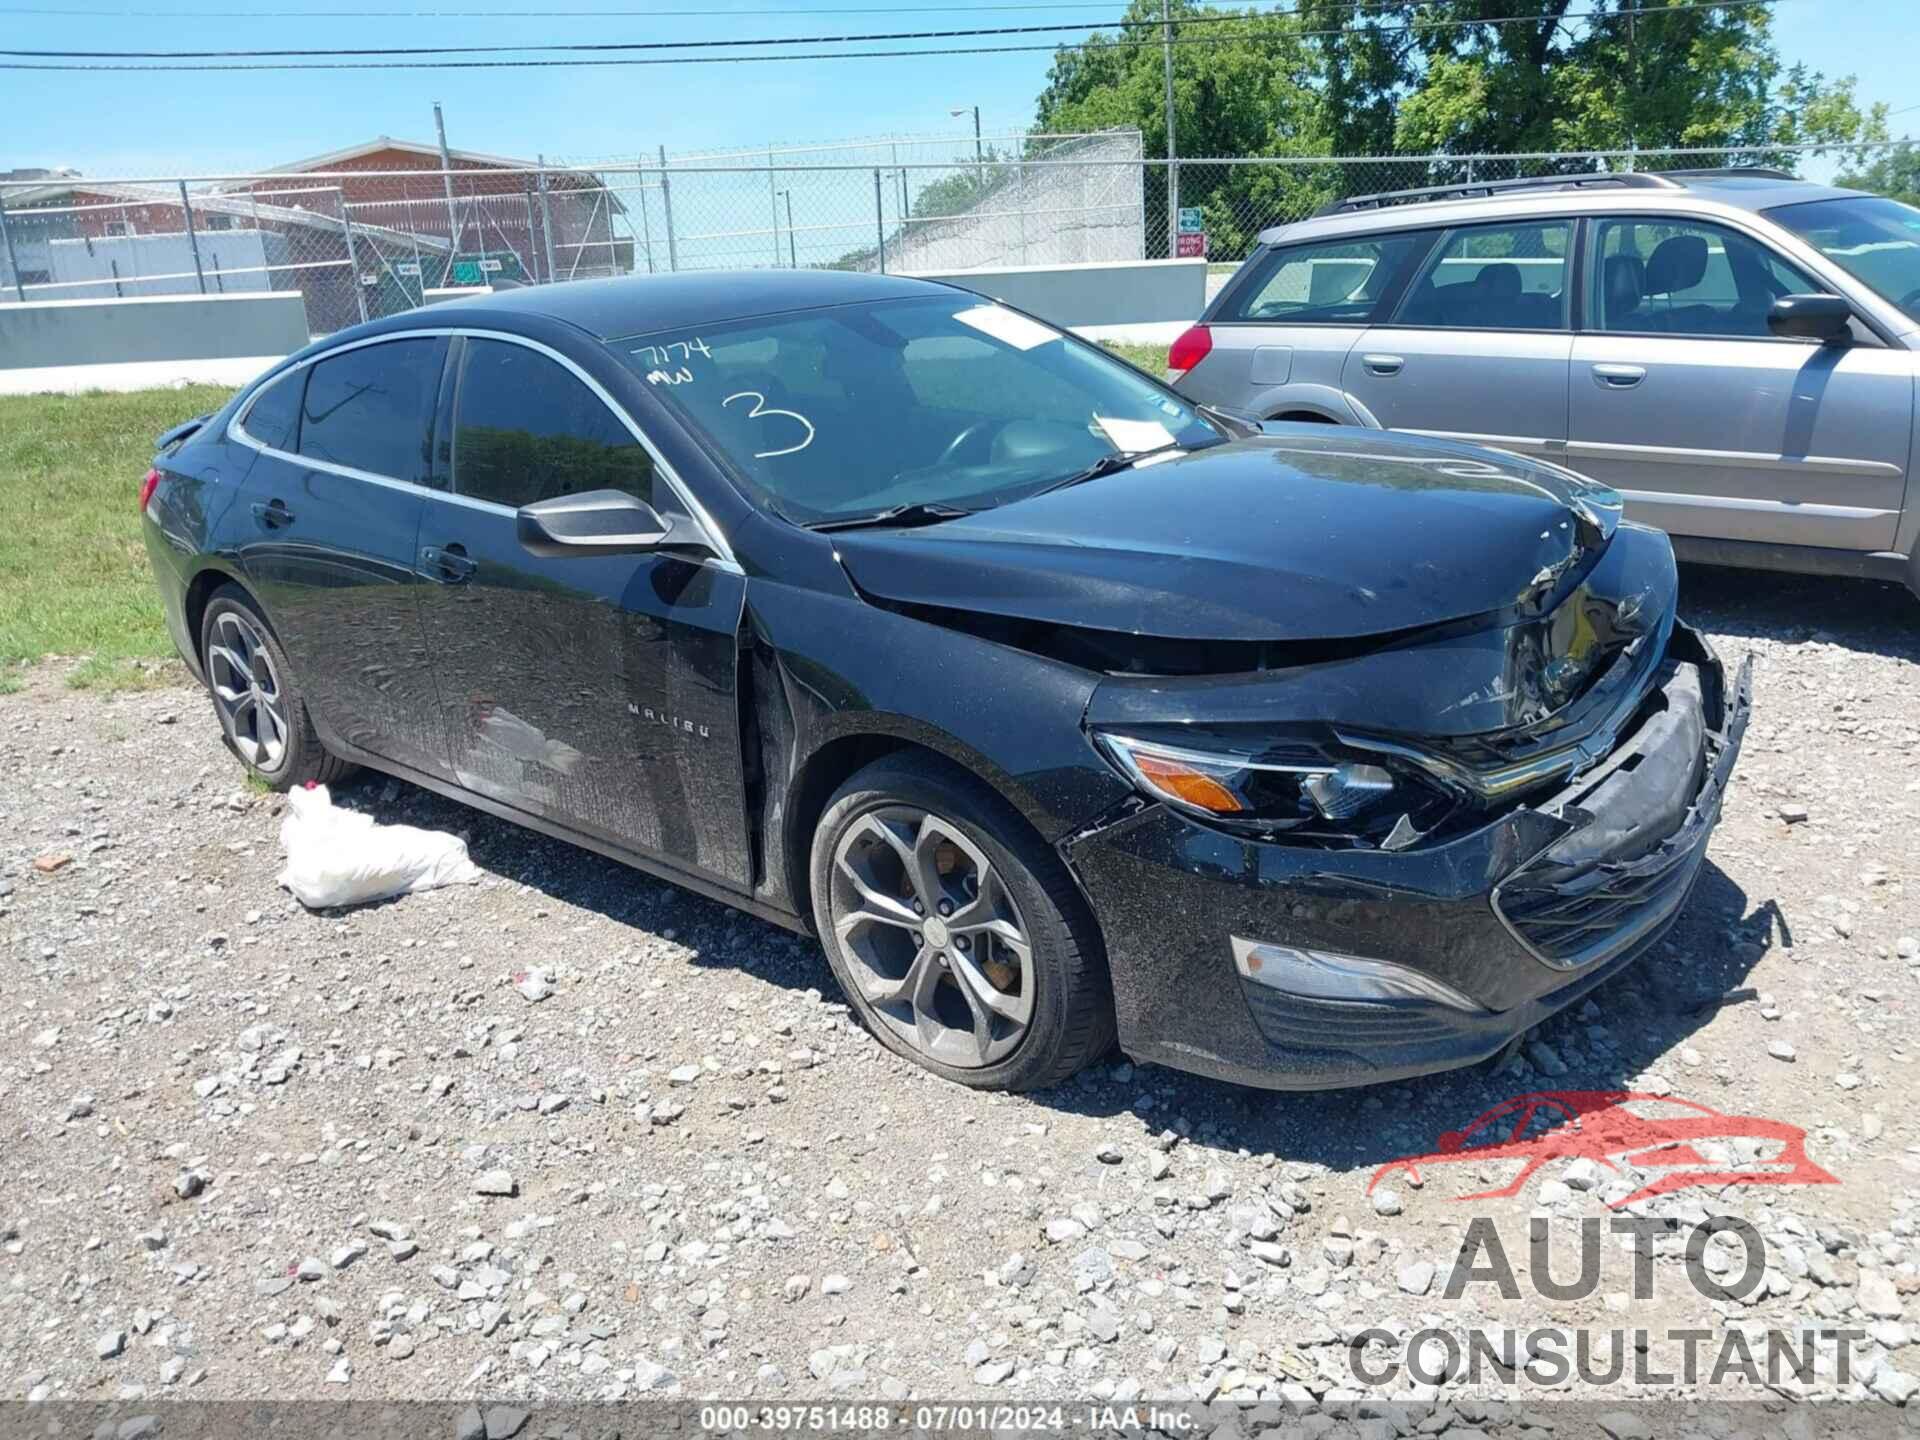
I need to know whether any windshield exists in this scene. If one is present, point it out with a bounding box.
[611,295,1218,526]
[1767,195,1920,323]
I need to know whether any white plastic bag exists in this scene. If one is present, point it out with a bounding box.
[277,784,482,909]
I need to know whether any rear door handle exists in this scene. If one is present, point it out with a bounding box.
[1591,363,1647,389]
[420,543,477,584]
[1361,353,1404,377]
[250,499,294,528]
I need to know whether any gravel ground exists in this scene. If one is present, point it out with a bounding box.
[3,566,1919,1413]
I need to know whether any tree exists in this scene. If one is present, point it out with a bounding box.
[1380,0,1883,162]
[1030,0,1888,259]
[1035,0,1334,258]
[1837,145,1920,207]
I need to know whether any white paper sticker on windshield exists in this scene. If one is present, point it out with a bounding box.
[1095,415,1175,453]
[954,303,1061,351]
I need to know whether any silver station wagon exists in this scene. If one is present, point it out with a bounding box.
[1169,169,1920,599]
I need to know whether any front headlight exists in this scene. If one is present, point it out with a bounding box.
[1096,732,1419,834]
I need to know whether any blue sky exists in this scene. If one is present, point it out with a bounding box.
[2,0,1914,178]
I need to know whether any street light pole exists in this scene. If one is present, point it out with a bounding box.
[951,105,984,186]
[433,101,461,276]
[1162,0,1179,259]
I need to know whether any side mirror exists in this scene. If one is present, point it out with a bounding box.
[1767,293,1853,344]
[517,489,675,557]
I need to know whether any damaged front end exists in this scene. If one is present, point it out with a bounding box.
[1059,524,1751,1091]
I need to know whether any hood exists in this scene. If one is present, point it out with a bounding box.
[831,432,1622,643]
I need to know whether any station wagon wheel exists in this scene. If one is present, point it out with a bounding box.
[197,584,354,792]
[811,754,1116,1092]
[830,805,1036,1069]
[207,609,289,771]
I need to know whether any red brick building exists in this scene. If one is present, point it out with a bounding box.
[230,137,634,286]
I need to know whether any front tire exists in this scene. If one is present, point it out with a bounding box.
[198,585,352,791]
[809,754,1115,1091]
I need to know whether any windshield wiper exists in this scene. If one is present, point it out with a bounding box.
[1033,441,1186,497]
[805,501,974,533]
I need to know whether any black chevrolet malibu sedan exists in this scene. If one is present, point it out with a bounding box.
[141,270,1748,1093]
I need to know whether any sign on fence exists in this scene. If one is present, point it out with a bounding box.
[1176,231,1209,258]
[1177,206,1205,234]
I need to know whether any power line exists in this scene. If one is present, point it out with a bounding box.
[0,0,1391,14]
[0,11,1362,58]
[0,0,1430,54]
[0,0,1794,66]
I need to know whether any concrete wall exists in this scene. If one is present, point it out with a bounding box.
[421,285,494,305]
[906,257,1208,330]
[46,229,288,299]
[0,292,309,370]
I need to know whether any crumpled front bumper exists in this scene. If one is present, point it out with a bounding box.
[1061,624,1751,1091]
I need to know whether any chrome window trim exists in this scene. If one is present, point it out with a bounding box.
[227,326,741,572]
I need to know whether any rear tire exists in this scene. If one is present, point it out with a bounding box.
[198,585,353,792]
[810,753,1115,1091]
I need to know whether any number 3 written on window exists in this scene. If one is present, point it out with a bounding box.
[722,390,815,459]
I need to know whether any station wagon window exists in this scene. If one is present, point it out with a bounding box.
[451,338,653,509]
[297,338,444,483]
[1393,220,1572,330]
[1769,195,1920,323]
[242,369,305,452]
[1225,232,1428,324]
[1591,217,1820,338]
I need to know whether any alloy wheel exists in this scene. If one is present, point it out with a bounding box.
[829,805,1036,1068]
[206,609,289,771]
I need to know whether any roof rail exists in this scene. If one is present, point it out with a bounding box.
[1651,166,1797,180]
[1313,171,1677,218]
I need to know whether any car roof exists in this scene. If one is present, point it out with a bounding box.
[416,269,951,341]
[1257,170,1868,246]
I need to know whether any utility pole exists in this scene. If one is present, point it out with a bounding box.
[433,102,460,269]
[1162,0,1178,260]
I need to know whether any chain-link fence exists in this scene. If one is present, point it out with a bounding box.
[1157,142,1917,273]
[2,139,1911,341]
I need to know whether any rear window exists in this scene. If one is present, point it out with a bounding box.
[452,338,654,509]
[1225,233,1428,323]
[297,337,445,483]
[241,369,304,452]
[1394,220,1573,330]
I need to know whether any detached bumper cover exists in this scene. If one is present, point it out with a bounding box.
[1063,625,1750,1091]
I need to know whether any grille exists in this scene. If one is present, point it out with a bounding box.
[1240,985,1474,1052]
[1494,838,1703,968]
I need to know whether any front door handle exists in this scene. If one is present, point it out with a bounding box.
[420,543,477,584]
[1591,363,1647,389]
[1361,353,1404,377]
[251,499,294,528]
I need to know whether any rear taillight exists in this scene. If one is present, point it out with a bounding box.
[138,467,161,513]
[1167,323,1213,378]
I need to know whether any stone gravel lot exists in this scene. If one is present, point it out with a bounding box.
[3,566,1919,1415]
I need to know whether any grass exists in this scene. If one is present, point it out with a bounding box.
[0,385,232,691]
[1100,340,1171,374]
